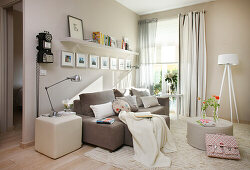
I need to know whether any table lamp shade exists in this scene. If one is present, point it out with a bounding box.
[218,54,239,65]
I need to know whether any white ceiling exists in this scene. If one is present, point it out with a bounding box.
[115,0,214,15]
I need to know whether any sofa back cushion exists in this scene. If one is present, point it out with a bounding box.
[79,90,115,117]
[130,88,150,107]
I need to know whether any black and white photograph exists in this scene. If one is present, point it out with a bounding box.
[68,15,84,40]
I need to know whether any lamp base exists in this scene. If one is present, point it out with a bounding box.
[49,111,62,117]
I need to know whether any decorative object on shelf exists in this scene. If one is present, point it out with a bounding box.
[101,57,109,69]
[218,54,239,123]
[75,53,88,68]
[202,95,220,122]
[45,75,81,117]
[111,37,117,47]
[68,15,84,40]
[62,99,73,112]
[122,37,129,50]
[61,51,75,67]
[110,58,117,70]
[119,59,125,70]
[125,60,132,70]
[165,72,178,94]
[89,55,99,69]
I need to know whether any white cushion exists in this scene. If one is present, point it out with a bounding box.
[90,102,115,119]
[140,96,160,108]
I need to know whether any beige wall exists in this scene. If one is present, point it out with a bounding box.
[141,0,250,123]
[22,0,138,143]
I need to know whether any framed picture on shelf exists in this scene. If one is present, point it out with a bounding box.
[101,57,109,69]
[119,59,125,70]
[89,55,99,69]
[125,60,132,70]
[76,53,88,68]
[68,15,84,40]
[110,58,117,70]
[61,51,75,67]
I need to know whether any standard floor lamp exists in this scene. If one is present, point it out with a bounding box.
[218,54,239,123]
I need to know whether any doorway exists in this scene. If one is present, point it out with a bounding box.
[0,0,23,148]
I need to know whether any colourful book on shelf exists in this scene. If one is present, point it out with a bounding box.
[96,118,115,124]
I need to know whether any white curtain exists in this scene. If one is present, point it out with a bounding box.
[180,11,207,117]
[136,19,158,94]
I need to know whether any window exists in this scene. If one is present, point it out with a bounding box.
[153,17,179,115]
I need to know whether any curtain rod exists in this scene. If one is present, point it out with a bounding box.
[179,9,206,16]
[138,18,158,23]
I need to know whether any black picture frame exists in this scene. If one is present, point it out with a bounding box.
[68,15,84,40]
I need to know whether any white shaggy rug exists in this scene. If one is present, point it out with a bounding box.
[84,117,250,169]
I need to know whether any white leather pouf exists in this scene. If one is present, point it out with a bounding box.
[35,115,82,159]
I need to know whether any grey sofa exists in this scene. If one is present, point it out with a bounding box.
[73,90,170,151]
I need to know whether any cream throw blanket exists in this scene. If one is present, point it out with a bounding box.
[118,111,177,168]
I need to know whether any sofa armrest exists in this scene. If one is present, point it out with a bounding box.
[157,96,169,116]
[73,100,82,114]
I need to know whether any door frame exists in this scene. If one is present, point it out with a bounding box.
[0,0,22,133]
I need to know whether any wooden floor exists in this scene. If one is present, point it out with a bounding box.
[0,111,119,170]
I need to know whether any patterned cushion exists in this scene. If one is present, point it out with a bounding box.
[112,99,131,114]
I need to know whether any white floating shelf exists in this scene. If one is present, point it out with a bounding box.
[60,37,139,56]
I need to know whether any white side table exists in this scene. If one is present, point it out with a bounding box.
[160,94,183,119]
[35,115,82,159]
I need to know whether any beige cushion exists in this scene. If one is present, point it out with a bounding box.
[131,88,150,107]
[117,96,138,112]
[140,96,160,108]
[35,115,82,159]
[90,102,115,119]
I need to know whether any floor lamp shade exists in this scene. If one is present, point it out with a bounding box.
[218,54,239,65]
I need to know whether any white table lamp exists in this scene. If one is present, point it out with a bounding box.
[217,54,239,123]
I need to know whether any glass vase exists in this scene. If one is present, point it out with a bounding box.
[201,110,206,119]
[213,110,218,123]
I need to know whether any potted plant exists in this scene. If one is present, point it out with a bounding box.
[165,72,178,94]
[199,95,220,122]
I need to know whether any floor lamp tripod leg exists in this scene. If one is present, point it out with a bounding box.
[217,66,227,115]
[227,65,233,122]
[229,67,239,123]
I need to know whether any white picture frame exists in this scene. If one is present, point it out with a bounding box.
[76,53,88,68]
[101,57,109,69]
[110,58,117,70]
[89,55,99,69]
[61,51,75,67]
[119,59,125,70]
[126,60,132,70]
